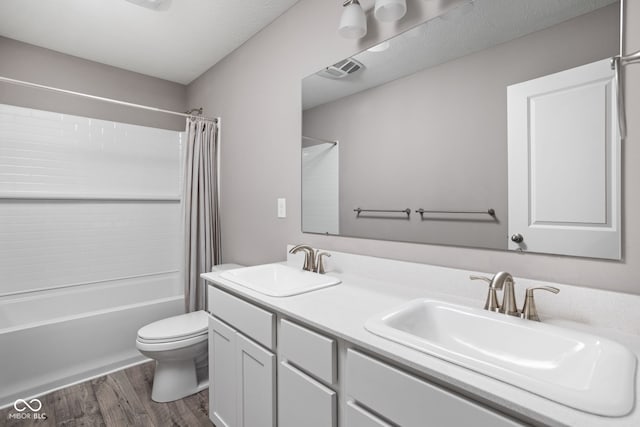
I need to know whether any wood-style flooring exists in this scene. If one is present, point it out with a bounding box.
[0,362,213,427]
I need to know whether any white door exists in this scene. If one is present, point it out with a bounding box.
[209,316,238,427]
[236,333,276,427]
[279,361,337,427]
[507,58,621,259]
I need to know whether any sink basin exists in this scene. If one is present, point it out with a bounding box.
[365,298,636,416]
[219,263,341,297]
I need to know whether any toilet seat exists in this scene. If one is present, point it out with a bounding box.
[137,310,208,343]
[136,333,207,352]
[137,330,206,343]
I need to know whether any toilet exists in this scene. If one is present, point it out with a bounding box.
[136,310,209,402]
[136,263,243,402]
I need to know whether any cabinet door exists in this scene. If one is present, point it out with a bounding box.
[279,361,337,427]
[209,316,238,427]
[237,333,276,427]
[346,401,392,427]
[507,58,620,259]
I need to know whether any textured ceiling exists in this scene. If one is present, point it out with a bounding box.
[303,0,618,110]
[0,0,300,84]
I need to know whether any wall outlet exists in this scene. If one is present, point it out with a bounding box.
[277,198,286,218]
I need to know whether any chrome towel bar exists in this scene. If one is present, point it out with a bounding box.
[354,208,411,216]
[416,208,495,217]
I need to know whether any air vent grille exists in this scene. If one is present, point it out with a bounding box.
[316,58,365,79]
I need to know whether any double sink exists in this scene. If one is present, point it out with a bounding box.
[217,263,637,417]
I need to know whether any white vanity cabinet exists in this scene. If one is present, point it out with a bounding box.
[346,349,525,427]
[205,281,530,427]
[208,287,276,427]
[278,319,338,427]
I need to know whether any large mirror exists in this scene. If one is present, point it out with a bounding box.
[301,0,621,258]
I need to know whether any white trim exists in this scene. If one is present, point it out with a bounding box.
[0,192,181,201]
[0,270,180,298]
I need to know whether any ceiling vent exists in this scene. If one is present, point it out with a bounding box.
[316,58,365,79]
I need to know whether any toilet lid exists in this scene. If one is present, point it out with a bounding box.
[138,310,208,342]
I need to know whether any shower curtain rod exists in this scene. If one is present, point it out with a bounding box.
[302,135,338,145]
[0,76,218,123]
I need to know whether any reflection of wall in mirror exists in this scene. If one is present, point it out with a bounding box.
[301,4,618,250]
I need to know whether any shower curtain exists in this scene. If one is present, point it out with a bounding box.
[183,118,221,312]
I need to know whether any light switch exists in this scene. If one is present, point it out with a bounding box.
[277,198,286,218]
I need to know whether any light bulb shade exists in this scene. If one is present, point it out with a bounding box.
[339,3,367,39]
[374,0,406,22]
[367,40,390,52]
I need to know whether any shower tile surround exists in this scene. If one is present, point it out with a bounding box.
[203,247,640,427]
[0,104,185,408]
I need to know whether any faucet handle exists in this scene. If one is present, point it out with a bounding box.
[520,286,560,321]
[470,275,500,312]
[315,251,331,274]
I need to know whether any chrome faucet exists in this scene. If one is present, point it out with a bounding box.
[470,271,519,316]
[492,272,519,316]
[471,272,561,321]
[289,244,316,272]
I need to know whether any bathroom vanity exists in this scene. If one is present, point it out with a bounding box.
[202,249,640,427]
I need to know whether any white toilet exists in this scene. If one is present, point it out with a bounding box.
[136,263,243,402]
[136,310,210,402]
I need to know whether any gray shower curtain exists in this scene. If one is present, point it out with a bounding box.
[183,118,221,312]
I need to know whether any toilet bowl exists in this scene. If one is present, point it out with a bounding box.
[136,310,209,402]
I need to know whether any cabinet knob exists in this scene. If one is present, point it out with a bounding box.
[511,233,524,243]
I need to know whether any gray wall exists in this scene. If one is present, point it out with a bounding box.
[188,0,640,295]
[302,5,618,251]
[0,37,187,130]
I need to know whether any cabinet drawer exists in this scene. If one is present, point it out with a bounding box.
[209,286,275,350]
[346,401,392,427]
[279,361,337,427]
[346,350,524,427]
[280,319,337,384]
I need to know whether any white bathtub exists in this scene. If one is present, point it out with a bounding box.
[0,274,184,409]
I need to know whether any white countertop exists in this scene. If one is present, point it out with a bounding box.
[202,249,640,427]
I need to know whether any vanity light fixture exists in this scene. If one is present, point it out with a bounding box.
[339,0,408,39]
[374,0,407,22]
[339,0,368,39]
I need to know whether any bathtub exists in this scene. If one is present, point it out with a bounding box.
[0,273,184,409]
